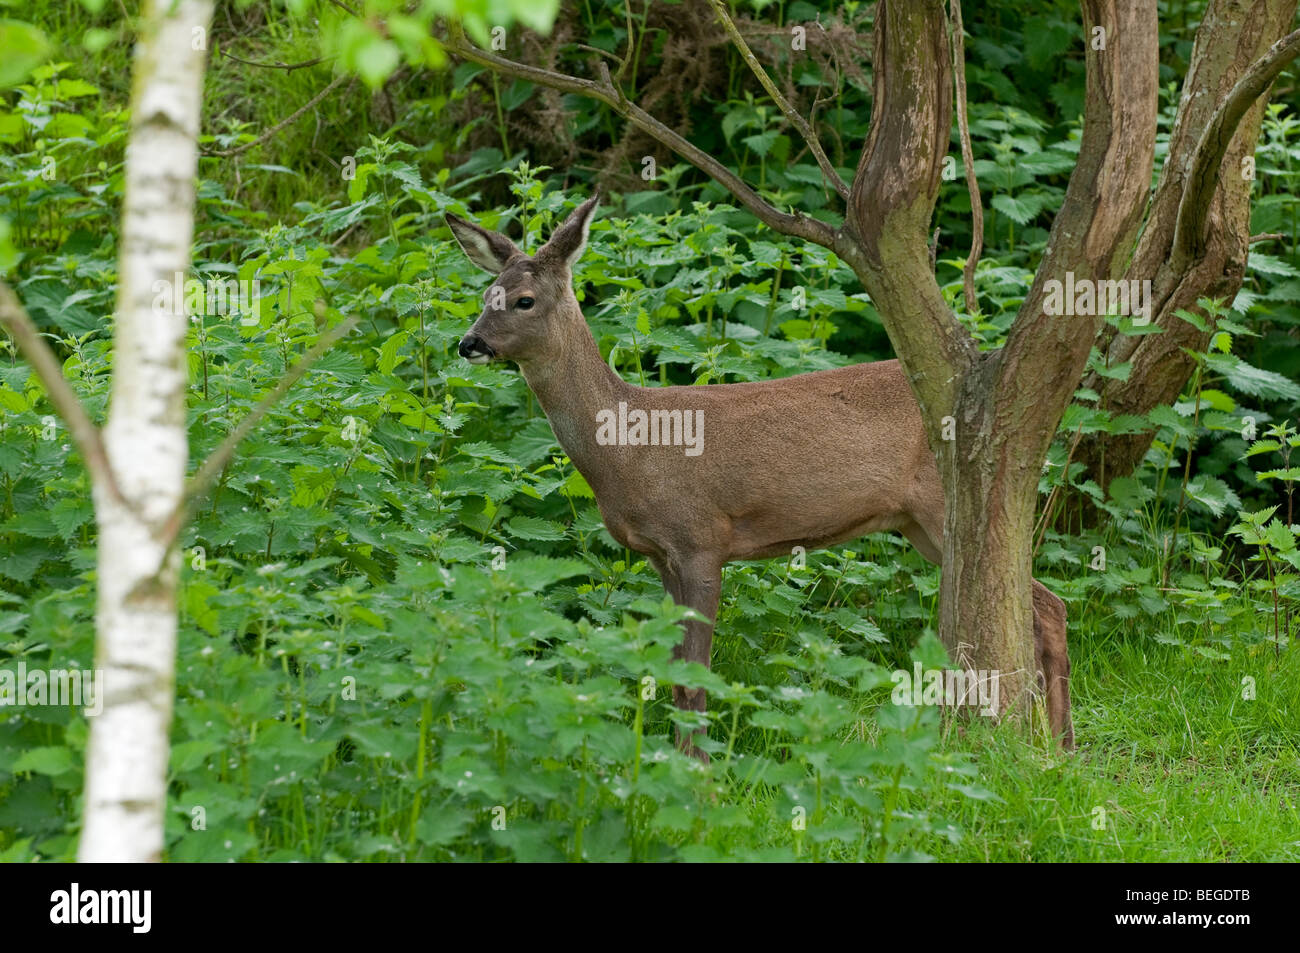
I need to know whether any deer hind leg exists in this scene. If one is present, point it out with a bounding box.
[1032,579,1074,750]
[650,553,722,762]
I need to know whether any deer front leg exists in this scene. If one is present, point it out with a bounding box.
[1032,579,1074,750]
[650,553,722,762]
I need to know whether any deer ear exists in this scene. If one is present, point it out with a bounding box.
[445,213,522,275]
[538,193,599,270]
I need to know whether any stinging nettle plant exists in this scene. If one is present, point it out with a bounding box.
[441,0,1300,736]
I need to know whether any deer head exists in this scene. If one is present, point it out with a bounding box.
[445,194,599,367]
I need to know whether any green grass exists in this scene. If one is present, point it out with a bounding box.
[900,628,1300,861]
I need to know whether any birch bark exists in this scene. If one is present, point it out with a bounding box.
[78,0,214,863]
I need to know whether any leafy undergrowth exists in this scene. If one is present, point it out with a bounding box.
[3,59,1300,860]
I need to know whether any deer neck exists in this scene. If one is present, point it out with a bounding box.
[518,315,630,479]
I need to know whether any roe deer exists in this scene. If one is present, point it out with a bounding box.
[446,194,1073,759]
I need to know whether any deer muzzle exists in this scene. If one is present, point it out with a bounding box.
[458,333,495,364]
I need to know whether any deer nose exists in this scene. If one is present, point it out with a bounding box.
[459,334,494,364]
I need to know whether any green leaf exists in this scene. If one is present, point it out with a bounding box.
[347,162,376,204]
[1264,519,1297,552]
[741,130,779,157]
[171,739,221,773]
[1184,476,1240,518]
[1192,388,1236,413]
[378,329,408,375]
[1244,439,1282,457]
[337,20,401,90]
[829,608,888,643]
[1147,404,1194,435]
[991,193,1043,225]
[721,108,753,143]
[0,21,50,87]
[505,516,567,541]
[1247,252,1300,277]
[52,78,99,97]
[1173,308,1210,332]
[948,782,1003,802]
[184,580,221,636]
[560,468,594,499]
[12,746,76,776]
[1257,467,1300,483]
[458,441,521,467]
[1014,151,1074,175]
[0,219,16,274]
[500,80,534,111]
[346,721,417,761]
[499,555,589,591]
[1203,353,1300,401]
[1108,475,1154,510]
[416,805,474,846]
[0,388,27,413]
[508,0,561,32]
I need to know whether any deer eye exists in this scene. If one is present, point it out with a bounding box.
[515,296,535,311]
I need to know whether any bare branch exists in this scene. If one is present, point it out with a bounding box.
[441,23,836,248]
[616,1,636,85]
[949,0,983,316]
[155,315,360,547]
[201,74,349,158]
[220,51,330,72]
[704,0,851,202]
[0,281,127,507]
[1249,231,1287,243]
[1032,421,1085,556]
[1172,28,1300,265]
[576,44,622,65]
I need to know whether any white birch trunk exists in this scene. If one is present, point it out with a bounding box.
[78,0,213,863]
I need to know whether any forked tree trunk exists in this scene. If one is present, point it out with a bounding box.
[78,0,214,863]
[445,0,1299,733]
[843,0,1156,721]
[1074,0,1300,495]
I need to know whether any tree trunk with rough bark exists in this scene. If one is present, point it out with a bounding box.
[840,0,1156,723]
[444,0,1300,737]
[1075,0,1300,496]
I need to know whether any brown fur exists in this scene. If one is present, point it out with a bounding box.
[448,197,1075,759]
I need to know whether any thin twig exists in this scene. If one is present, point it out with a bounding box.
[441,22,836,248]
[576,44,623,65]
[0,281,127,506]
[155,315,360,547]
[950,0,983,316]
[220,51,331,72]
[704,0,850,201]
[1033,422,1085,556]
[616,1,636,84]
[201,74,349,158]
[1248,232,1286,243]
[810,18,845,169]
